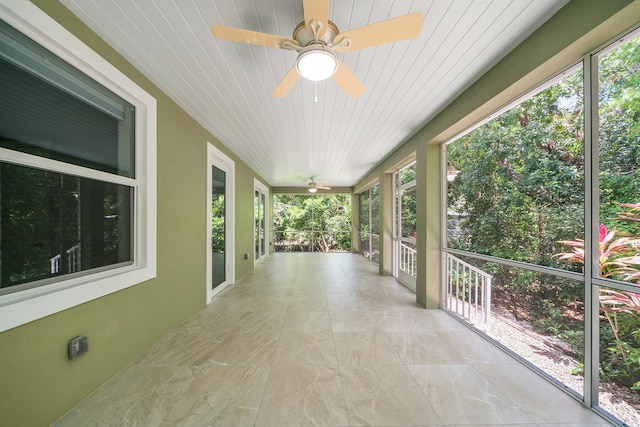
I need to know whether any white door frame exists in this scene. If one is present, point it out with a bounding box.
[254,178,269,265]
[393,165,417,291]
[206,143,235,303]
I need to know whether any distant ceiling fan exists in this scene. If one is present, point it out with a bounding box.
[211,0,423,98]
[308,177,331,193]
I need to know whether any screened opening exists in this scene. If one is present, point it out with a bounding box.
[445,65,586,399]
[595,31,640,423]
[444,27,640,425]
[274,194,351,252]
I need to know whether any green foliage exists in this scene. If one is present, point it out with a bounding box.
[448,69,585,265]
[273,194,352,252]
[211,194,225,252]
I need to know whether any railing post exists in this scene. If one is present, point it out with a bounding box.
[448,254,452,310]
[485,276,492,330]
[455,260,460,314]
[474,273,478,323]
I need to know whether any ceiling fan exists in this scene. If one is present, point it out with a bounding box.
[211,0,423,98]
[308,177,331,193]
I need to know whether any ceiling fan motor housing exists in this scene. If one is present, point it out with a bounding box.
[292,20,339,46]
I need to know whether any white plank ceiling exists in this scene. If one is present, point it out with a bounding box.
[61,0,568,188]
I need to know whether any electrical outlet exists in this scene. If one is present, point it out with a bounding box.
[68,335,88,360]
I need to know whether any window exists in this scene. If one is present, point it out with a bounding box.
[0,1,156,332]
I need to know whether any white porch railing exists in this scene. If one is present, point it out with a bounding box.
[445,253,492,330]
[399,241,416,277]
[50,254,60,274]
[50,244,81,274]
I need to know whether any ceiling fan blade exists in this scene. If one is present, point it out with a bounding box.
[211,25,298,49]
[303,0,329,36]
[318,185,332,190]
[332,59,365,98]
[271,65,301,98]
[333,12,423,53]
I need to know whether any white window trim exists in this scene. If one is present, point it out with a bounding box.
[206,143,235,303]
[0,0,157,332]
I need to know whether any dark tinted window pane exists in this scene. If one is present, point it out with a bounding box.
[0,162,132,291]
[0,20,135,177]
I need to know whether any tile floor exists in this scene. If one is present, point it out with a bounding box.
[55,253,610,426]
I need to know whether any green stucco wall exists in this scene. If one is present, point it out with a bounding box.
[0,1,268,426]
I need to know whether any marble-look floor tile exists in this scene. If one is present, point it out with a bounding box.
[448,425,538,427]
[282,311,332,331]
[207,331,280,366]
[273,331,338,365]
[255,363,348,426]
[233,310,286,333]
[159,364,270,427]
[245,295,291,311]
[207,296,254,312]
[339,364,442,426]
[374,309,462,333]
[133,329,226,369]
[408,364,534,425]
[474,362,606,424]
[178,308,244,333]
[326,294,372,311]
[216,284,293,298]
[534,424,610,427]
[386,331,466,365]
[291,284,326,297]
[438,329,516,364]
[55,253,609,427]
[334,332,403,365]
[330,310,381,332]
[287,296,328,312]
[54,365,193,427]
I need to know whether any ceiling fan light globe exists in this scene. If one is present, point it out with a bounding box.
[308,186,318,193]
[296,47,337,81]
